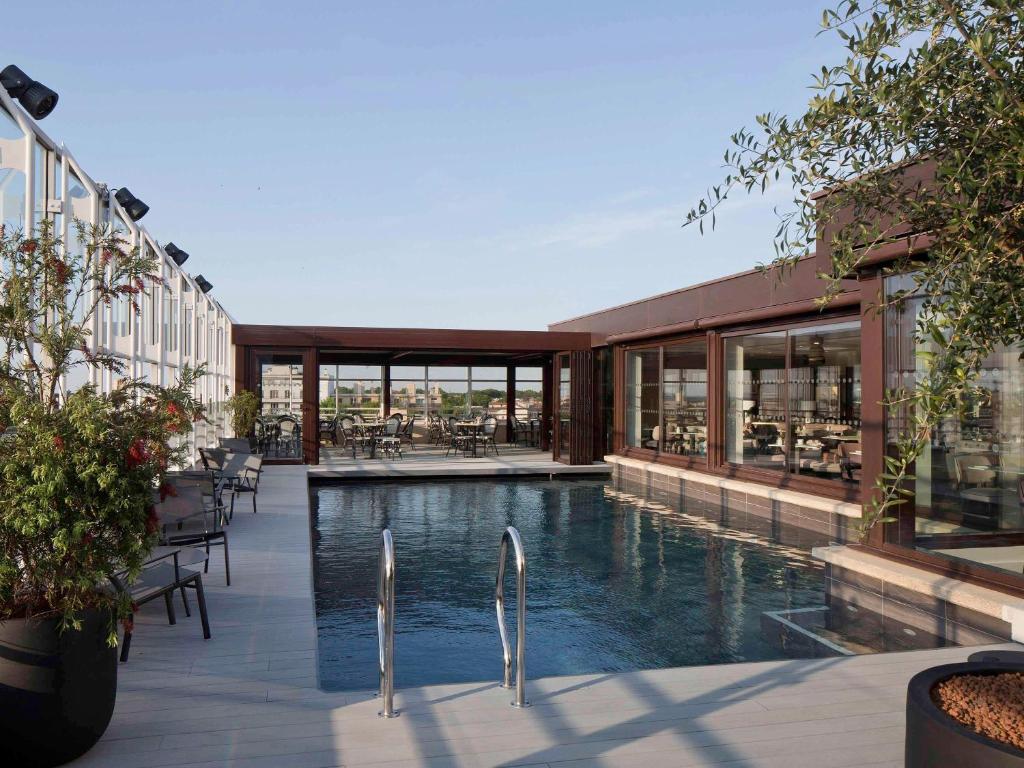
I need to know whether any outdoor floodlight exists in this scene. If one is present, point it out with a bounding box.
[0,64,59,120]
[114,187,149,221]
[195,275,213,293]
[164,242,190,266]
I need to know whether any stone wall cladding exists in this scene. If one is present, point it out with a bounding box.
[826,563,1013,643]
[610,459,855,545]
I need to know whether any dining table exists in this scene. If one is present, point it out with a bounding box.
[454,421,482,457]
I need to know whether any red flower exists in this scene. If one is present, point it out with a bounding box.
[52,435,65,450]
[100,249,113,266]
[125,438,150,469]
[159,482,178,501]
[20,240,37,254]
[121,617,134,632]
[82,532,94,545]
[166,402,181,418]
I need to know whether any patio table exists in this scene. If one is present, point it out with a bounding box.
[455,421,481,457]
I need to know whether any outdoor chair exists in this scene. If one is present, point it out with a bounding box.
[399,416,416,451]
[219,437,253,454]
[319,415,339,446]
[227,454,263,518]
[374,418,403,459]
[445,416,475,457]
[199,446,228,471]
[158,481,231,586]
[477,416,499,457]
[428,414,444,445]
[278,417,299,457]
[438,417,454,450]
[110,546,212,662]
[508,415,529,447]
[337,416,361,458]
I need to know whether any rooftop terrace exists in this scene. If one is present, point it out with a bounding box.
[68,465,1018,768]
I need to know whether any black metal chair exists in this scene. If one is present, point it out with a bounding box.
[478,416,499,457]
[399,416,416,451]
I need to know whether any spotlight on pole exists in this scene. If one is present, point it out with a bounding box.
[114,187,149,221]
[195,275,213,293]
[164,242,190,266]
[0,64,59,120]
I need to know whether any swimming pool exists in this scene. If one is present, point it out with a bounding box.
[311,477,864,691]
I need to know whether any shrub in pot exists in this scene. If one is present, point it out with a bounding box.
[226,389,259,445]
[0,221,203,767]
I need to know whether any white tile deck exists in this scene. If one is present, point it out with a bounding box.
[69,465,1021,768]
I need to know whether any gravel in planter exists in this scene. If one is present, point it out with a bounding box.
[932,672,1024,751]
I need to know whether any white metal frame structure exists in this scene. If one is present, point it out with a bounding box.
[0,87,235,459]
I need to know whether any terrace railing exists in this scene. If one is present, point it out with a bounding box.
[496,526,529,708]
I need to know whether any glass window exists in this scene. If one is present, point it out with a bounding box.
[787,322,861,480]
[429,367,469,417]
[327,365,382,418]
[515,366,543,420]
[558,356,571,455]
[725,331,789,472]
[662,340,708,457]
[725,322,861,482]
[0,106,27,232]
[625,349,660,450]
[257,354,304,459]
[886,274,1024,575]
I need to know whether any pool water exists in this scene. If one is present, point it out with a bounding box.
[311,477,841,691]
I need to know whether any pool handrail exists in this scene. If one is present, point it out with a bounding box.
[377,528,397,718]
[496,526,529,708]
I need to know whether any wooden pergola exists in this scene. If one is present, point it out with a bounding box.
[231,325,596,465]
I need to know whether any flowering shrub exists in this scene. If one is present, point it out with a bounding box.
[0,220,204,639]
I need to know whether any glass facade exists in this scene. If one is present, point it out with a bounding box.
[886,275,1024,575]
[724,322,860,483]
[625,340,708,457]
[624,348,662,450]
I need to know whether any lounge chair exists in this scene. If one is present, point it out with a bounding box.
[158,481,231,586]
[111,546,212,662]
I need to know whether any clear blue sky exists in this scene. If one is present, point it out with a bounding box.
[8,1,841,329]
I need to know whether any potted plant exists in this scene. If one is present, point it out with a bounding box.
[906,652,1024,768]
[226,389,260,446]
[0,220,203,767]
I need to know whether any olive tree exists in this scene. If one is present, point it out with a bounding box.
[685,0,1024,535]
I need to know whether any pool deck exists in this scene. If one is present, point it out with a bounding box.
[313,444,611,480]
[69,464,1021,768]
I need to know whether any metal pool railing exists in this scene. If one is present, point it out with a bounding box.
[496,526,529,708]
[377,528,397,718]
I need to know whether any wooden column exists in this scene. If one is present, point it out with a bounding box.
[302,347,318,465]
[383,365,391,416]
[706,330,724,468]
[568,349,595,465]
[506,366,515,445]
[541,358,553,452]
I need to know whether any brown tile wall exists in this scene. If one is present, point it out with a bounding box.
[612,461,854,545]
[826,563,1013,643]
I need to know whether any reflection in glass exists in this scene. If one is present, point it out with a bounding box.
[515,367,543,420]
[319,365,382,418]
[725,332,788,471]
[558,356,570,455]
[0,106,27,232]
[625,349,660,450]
[258,354,304,458]
[662,340,707,458]
[886,274,1024,575]
[787,322,861,482]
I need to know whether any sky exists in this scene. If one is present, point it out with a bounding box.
[6,1,845,330]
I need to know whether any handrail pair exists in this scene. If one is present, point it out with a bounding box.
[374,524,528,718]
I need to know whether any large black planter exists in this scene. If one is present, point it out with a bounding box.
[0,609,117,767]
[906,661,1024,768]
